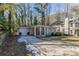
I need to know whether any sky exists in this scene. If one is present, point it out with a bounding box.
[30,3,66,16]
[31,3,78,16]
[50,3,65,14]
[50,3,79,14]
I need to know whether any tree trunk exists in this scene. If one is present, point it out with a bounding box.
[42,12,45,25]
[8,10,12,35]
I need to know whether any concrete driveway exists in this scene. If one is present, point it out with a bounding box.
[18,36,44,45]
[17,36,79,56]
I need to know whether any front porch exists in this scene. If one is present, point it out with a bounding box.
[33,25,52,37]
[18,25,53,37]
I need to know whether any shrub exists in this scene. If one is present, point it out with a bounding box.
[63,34,70,36]
[51,32,55,36]
[51,32,62,36]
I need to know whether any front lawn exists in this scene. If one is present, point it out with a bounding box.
[61,36,79,45]
[61,36,79,40]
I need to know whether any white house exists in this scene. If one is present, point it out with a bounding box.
[18,15,79,37]
[18,25,55,37]
[63,16,79,36]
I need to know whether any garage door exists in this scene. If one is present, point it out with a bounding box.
[19,27,29,35]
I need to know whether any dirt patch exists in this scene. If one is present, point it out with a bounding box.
[0,36,32,56]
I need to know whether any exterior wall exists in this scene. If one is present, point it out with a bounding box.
[63,17,79,36]
[60,25,64,33]
[29,27,34,35]
[64,18,69,34]
[52,25,64,33]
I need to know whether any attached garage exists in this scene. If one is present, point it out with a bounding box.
[18,27,29,35]
[18,25,54,36]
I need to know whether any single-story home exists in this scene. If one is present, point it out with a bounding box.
[18,25,55,37]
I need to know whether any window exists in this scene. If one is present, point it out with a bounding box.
[75,23,79,28]
[41,27,44,35]
[70,23,73,27]
[70,30,72,34]
[78,18,79,20]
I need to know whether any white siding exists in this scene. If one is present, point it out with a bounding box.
[64,18,69,34]
[18,27,29,35]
